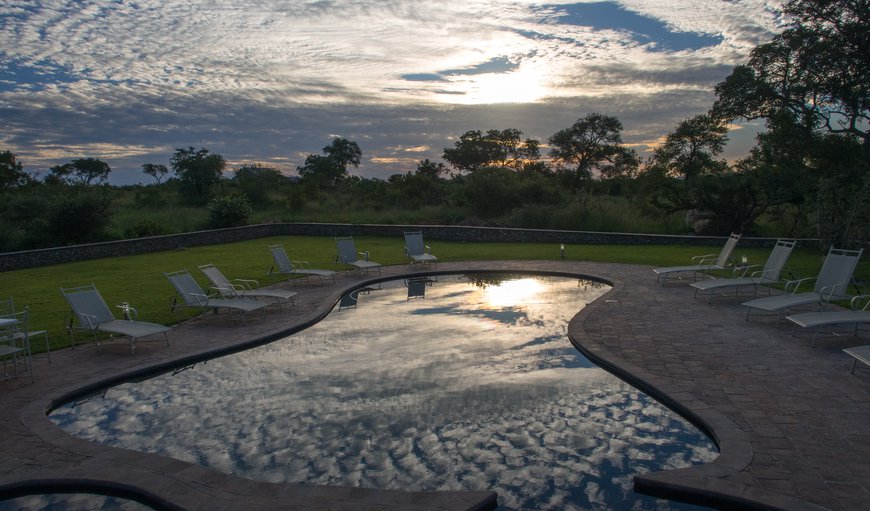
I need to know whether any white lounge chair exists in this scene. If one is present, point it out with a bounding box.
[843,345,870,374]
[61,284,170,355]
[742,247,863,321]
[652,233,741,284]
[690,240,796,302]
[165,269,267,325]
[404,231,438,266]
[268,244,336,285]
[335,237,381,274]
[786,295,870,347]
[199,263,297,309]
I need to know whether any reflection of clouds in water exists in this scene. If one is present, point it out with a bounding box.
[0,493,152,511]
[51,276,716,510]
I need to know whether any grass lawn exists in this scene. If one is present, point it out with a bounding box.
[1,235,866,355]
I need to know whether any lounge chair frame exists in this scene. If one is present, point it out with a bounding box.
[199,263,297,309]
[787,295,870,347]
[742,247,863,321]
[335,237,382,275]
[268,244,336,285]
[403,231,438,266]
[691,240,796,302]
[61,284,170,355]
[653,233,741,285]
[165,269,267,325]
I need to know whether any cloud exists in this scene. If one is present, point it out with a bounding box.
[0,0,784,183]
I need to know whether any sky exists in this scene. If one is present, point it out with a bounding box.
[0,0,785,185]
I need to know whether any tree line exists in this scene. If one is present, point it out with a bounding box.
[1,0,867,252]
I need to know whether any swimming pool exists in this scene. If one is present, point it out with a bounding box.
[50,274,717,510]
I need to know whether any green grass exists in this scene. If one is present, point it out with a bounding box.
[1,236,866,355]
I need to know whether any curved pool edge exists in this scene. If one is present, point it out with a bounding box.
[566,273,832,511]
[3,260,835,511]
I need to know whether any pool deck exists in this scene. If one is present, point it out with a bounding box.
[1,260,869,510]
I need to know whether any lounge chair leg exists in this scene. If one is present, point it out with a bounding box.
[851,358,857,374]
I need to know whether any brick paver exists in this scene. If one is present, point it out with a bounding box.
[2,260,868,510]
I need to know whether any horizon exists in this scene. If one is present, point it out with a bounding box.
[1,1,783,185]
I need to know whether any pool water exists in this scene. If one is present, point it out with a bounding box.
[50,274,717,510]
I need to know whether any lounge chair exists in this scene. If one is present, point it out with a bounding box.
[742,247,863,321]
[786,295,870,347]
[199,263,297,309]
[268,244,336,285]
[690,239,796,302]
[652,233,741,284]
[404,231,438,266]
[1,297,50,363]
[843,345,870,374]
[165,269,267,324]
[61,284,170,355]
[335,237,381,275]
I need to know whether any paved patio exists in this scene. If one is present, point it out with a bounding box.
[1,260,868,510]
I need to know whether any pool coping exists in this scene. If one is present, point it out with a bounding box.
[2,260,864,510]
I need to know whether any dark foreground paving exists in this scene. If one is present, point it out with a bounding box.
[1,260,868,510]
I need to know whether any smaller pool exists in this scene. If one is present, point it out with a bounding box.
[50,274,717,510]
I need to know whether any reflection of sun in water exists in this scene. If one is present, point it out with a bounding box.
[484,279,543,307]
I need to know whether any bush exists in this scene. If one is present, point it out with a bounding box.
[208,193,253,228]
[47,191,114,244]
[124,219,170,238]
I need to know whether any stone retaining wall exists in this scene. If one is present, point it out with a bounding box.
[0,223,802,271]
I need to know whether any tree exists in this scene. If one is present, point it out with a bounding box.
[0,150,33,190]
[170,147,226,204]
[548,113,638,188]
[231,163,287,205]
[648,114,729,184]
[713,0,870,165]
[322,137,362,170]
[297,137,362,188]
[47,158,111,186]
[297,154,346,188]
[142,163,169,184]
[415,159,447,179]
[443,129,540,172]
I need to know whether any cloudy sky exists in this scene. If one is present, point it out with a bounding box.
[1,1,784,184]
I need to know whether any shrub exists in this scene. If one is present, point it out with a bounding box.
[208,193,253,228]
[124,219,170,238]
[47,190,114,244]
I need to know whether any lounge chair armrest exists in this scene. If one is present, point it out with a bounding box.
[696,257,717,267]
[186,292,211,306]
[784,276,814,294]
[233,278,259,289]
[115,302,139,320]
[849,295,870,311]
[818,283,844,302]
[358,250,370,261]
[425,244,432,254]
[79,312,100,330]
[292,260,311,269]
[749,267,775,280]
[691,252,718,263]
[734,264,761,277]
